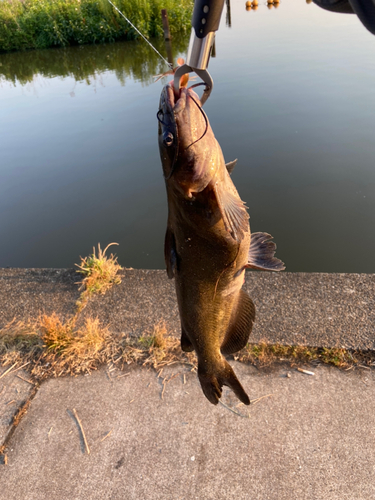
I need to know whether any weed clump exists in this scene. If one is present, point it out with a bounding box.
[76,242,122,298]
[0,314,111,379]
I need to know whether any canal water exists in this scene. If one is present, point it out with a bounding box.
[1,0,375,272]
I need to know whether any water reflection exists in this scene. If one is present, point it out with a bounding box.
[0,34,189,87]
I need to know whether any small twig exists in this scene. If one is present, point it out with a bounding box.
[72,408,90,455]
[129,399,135,404]
[100,429,113,442]
[48,427,53,439]
[358,364,371,370]
[250,394,274,405]
[16,374,34,385]
[6,400,16,406]
[219,400,249,418]
[297,368,315,376]
[0,363,18,380]
[6,362,30,377]
[157,368,163,378]
[116,373,130,379]
[161,377,167,400]
[183,374,186,385]
[166,373,179,384]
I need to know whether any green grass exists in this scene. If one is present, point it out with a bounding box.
[75,243,123,312]
[0,0,193,53]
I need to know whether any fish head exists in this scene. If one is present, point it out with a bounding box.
[158,84,218,198]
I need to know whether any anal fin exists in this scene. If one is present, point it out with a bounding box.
[221,289,256,355]
[246,232,285,271]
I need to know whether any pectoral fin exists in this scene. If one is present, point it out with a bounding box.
[221,289,256,355]
[213,180,249,242]
[164,226,177,279]
[225,159,238,175]
[246,232,285,271]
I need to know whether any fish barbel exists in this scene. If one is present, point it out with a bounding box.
[158,84,284,405]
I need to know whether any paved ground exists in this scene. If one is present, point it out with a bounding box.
[1,362,375,499]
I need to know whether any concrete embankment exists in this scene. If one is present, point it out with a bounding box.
[0,269,374,499]
[0,269,374,349]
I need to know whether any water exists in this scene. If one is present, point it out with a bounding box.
[1,0,375,272]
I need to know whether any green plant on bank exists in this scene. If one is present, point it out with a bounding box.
[75,242,122,298]
[0,0,193,53]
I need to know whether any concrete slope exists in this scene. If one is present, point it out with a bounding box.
[0,269,374,349]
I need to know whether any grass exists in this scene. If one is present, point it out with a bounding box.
[75,243,122,312]
[0,318,196,381]
[0,0,194,53]
[236,343,363,369]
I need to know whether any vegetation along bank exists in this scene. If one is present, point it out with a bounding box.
[0,0,193,53]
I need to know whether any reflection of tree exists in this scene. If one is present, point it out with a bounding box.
[0,35,190,86]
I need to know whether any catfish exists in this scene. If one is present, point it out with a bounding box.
[157,84,284,405]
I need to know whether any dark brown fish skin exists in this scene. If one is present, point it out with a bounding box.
[158,85,254,405]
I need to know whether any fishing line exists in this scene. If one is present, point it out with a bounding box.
[106,0,173,70]
[184,90,209,151]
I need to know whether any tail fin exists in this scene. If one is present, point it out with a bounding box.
[198,358,250,406]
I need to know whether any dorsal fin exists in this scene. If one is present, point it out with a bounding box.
[246,232,285,271]
[225,159,238,175]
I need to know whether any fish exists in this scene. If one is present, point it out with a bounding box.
[157,84,285,405]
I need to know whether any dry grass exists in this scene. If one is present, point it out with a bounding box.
[237,342,361,369]
[75,243,122,310]
[1,313,373,384]
[0,318,196,382]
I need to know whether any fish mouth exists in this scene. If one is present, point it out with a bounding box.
[162,83,201,115]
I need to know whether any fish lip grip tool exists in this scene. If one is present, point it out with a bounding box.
[174,0,225,106]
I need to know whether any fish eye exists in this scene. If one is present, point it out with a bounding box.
[163,132,174,147]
